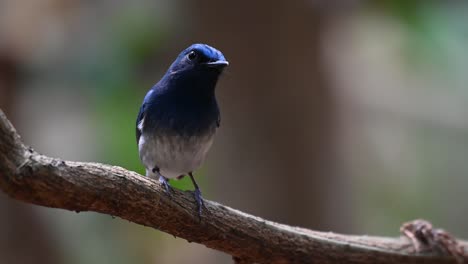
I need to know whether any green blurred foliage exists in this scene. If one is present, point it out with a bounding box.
[376,1,468,84]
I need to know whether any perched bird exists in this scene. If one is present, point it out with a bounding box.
[136,43,228,215]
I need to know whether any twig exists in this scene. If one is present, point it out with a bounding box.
[401,220,468,263]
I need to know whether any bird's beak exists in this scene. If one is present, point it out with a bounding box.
[205,60,229,68]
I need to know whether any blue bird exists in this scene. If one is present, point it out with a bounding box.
[136,43,228,215]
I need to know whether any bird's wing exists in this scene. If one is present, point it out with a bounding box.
[136,103,146,144]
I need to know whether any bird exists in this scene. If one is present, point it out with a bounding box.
[136,43,228,216]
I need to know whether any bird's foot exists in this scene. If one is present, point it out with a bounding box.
[193,188,205,219]
[188,172,205,220]
[158,176,173,197]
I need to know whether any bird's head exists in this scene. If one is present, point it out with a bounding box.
[171,43,228,72]
[165,44,228,91]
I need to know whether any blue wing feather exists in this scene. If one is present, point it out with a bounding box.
[136,103,146,144]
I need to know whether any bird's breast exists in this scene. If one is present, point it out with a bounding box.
[145,93,219,136]
[138,127,216,179]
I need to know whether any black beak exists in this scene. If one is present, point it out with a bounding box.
[205,60,229,69]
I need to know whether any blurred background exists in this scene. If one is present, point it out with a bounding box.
[1,0,468,263]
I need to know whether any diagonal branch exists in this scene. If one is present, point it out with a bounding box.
[0,109,466,264]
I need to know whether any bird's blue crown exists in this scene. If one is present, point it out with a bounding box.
[166,43,228,73]
[176,43,227,64]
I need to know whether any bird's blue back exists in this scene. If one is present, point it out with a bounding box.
[136,44,225,142]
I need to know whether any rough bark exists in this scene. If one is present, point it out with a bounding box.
[0,109,466,264]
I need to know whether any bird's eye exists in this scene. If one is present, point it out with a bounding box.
[187,51,197,61]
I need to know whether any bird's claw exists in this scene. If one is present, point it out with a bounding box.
[193,188,204,219]
[159,177,173,197]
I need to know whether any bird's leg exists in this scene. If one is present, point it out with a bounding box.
[153,166,173,196]
[189,172,205,217]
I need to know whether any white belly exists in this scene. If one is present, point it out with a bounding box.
[139,131,215,179]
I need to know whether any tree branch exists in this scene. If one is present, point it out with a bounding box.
[0,109,466,264]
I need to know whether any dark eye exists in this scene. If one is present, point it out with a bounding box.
[187,51,197,61]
